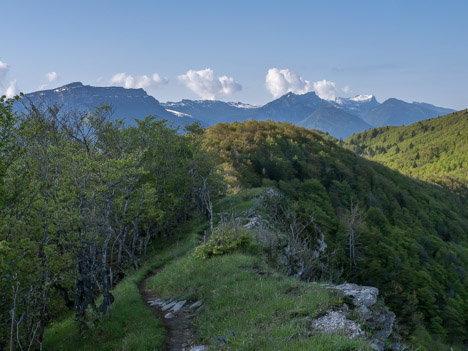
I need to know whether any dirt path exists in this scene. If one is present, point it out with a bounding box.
[138,267,203,351]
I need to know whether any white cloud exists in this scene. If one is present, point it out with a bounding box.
[0,60,9,87]
[0,60,18,98]
[46,71,59,82]
[5,80,17,98]
[265,68,344,101]
[265,68,314,98]
[109,72,168,90]
[177,68,242,100]
[313,80,338,100]
[342,85,351,94]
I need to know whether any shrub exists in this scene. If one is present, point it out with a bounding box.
[194,225,252,259]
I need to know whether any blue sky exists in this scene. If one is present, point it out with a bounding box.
[1,0,467,109]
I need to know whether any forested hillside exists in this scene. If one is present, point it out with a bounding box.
[203,121,468,346]
[0,97,215,349]
[345,110,468,195]
[2,96,468,350]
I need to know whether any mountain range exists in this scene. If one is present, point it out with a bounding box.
[15,82,197,127]
[16,82,455,138]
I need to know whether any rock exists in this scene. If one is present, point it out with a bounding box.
[357,305,373,322]
[189,346,209,351]
[147,298,164,306]
[310,311,364,339]
[391,342,409,350]
[371,338,385,351]
[164,312,174,319]
[161,301,177,311]
[171,300,186,313]
[334,283,379,308]
[370,307,396,338]
[189,300,203,309]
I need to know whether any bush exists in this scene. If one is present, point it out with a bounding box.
[194,225,252,259]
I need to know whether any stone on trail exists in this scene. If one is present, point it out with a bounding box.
[188,346,209,351]
[188,300,203,309]
[161,301,177,311]
[171,300,186,313]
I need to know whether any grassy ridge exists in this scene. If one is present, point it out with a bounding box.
[147,252,371,351]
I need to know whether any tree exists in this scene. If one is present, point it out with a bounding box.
[341,202,364,271]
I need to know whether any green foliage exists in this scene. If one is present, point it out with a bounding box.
[0,103,211,349]
[203,120,468,347]
[193,225,252,259]
[345,110,468,195]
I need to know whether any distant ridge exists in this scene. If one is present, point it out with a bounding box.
[164,91,454,138]
[15,82,455,137]
[345,110,468,193]
[298,105,372,139]
[15,82,200,127]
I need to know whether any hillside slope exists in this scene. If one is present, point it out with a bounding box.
[345,110,468,194]
[298,104,372,139]
[203,120,468,347]
[362,98,454,127]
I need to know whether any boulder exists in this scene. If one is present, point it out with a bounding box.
[334,283,379,308]
[311,311,364,339]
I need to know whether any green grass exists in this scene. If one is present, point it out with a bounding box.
[147,252,371,351]
[43,223,200,351]
[213,186,267,215]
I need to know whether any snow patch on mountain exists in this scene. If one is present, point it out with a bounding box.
[349,94,375,102]
[227,102,258,109]
[165,109,193,118]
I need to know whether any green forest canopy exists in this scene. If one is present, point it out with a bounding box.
[344,110,468,195]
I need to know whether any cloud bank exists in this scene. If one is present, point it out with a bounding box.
[265,68,342,100]
[109,72,168,89]
[177,68,242,100]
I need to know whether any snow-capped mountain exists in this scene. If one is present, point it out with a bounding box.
[161,99,257,125]
[331,95,380,119]
[164,92,454,137]
[254,91,327,123]
[15,83,455,139]
[16,82,199,127]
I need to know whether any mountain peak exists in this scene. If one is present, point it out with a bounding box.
[52,82,85,92]
[61,82,84,89]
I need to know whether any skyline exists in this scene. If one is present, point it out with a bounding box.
[1,0,467,109]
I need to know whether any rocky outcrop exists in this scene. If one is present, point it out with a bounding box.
[244,189,405,350]
[310,283,401,351]
[311,311,364,339]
